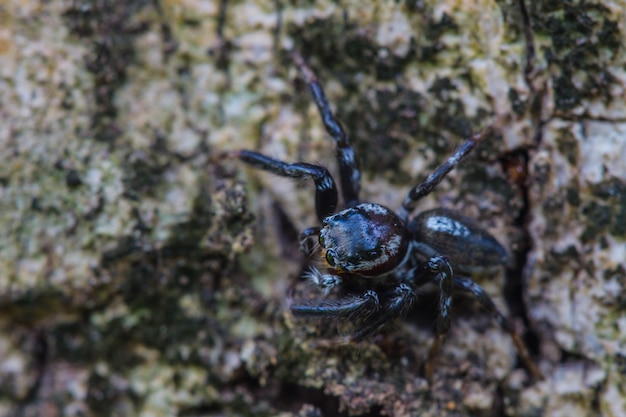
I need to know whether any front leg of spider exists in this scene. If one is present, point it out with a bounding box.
[236,150,338,221]
[350,283,417,341]
[232,150,347,296]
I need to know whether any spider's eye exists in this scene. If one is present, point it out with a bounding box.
[318,234,325,247]
[325,251,335,266]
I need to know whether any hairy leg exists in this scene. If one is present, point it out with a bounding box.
[351,283,417,341]
[235,150,338,221]
[299,227,321,257]
[408,255,454,382]
[454,276,543,379]
[399,127,493,220]
[293,53,361,207]
[290,290,380,322]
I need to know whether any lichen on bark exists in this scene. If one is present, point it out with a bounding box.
[1,0,625,416]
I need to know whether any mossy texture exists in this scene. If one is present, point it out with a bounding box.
[1,0,625,416]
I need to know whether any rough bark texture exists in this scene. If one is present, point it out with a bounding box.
[1,0,625,416]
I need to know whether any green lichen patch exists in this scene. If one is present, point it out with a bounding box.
[587,177,626,238]
[531,2,622,113]
[508,87,527,116]
[64,0,162,143]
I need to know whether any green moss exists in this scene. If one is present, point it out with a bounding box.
[555,128,579,166]
[553,74,580,111]
[580,201,612,243]
[590,177,626,200]
[420,12,458,61]
[581,201,611,225]
[508,88,527,116]
[64,0,157,143]
[545,245,580,274]
[287,17,373,77]
[345,88,420,184]
[531,1,622,112]
[585,178,626,238]
[566,182,581,207]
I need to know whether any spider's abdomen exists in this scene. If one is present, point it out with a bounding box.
[319,203,409,276]
[409,208,509,274]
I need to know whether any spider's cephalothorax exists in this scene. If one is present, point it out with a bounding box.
[320,203,409,276]
[226,53,543,382]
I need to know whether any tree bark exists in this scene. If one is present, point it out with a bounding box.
[1,0,625,416]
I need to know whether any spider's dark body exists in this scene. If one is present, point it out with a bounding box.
[228,54,542,381]
[409,208,510,274]
[320,203,408,276]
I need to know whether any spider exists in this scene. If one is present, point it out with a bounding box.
[224,54,542,382]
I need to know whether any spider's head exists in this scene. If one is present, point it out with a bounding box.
[318,203,409,276]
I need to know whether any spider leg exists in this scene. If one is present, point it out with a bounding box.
[408,255,454,382]
[299,227,321,257]
[290,290,380,321]
[428,257,454,382]
[399,127,493,220]
[235,150,338,221]
[293,53,361,207]
[454,276,543,380]
[303,266,342,296]
[351,283,417,341]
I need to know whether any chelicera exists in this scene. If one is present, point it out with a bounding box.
[226,54,542,381]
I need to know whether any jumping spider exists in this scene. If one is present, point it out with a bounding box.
[224,54,542,381]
